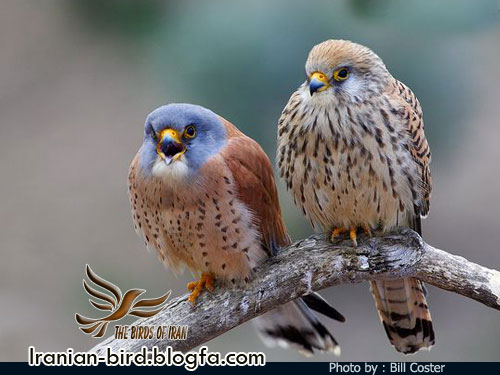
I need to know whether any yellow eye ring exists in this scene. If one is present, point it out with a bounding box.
[333,67,350,81]
[184,125,196,139]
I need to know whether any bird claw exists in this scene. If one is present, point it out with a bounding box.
[187,273,215,304]
[186,281,197,292]
[330,225,371,247]
[349,227,358,247]
[204,275,215,293]
[330,227,346,242]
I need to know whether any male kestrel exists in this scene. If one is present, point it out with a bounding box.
[277,40,434,354]
[128,103,344,354]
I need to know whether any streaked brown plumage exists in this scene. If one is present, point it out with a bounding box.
[277,40,434,354]
[128,103,344,355]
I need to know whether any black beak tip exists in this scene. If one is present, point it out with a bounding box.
[309,81,325,96]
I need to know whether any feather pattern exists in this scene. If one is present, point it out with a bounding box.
[218,118,342,355]
[277,40,434,354]
[128,104,342,355]
[369,81,434,353]
[219,118,290,255]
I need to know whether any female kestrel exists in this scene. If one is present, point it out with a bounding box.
[128,103,344,355]
[277,40,434,354]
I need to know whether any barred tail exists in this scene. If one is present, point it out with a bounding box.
[370,278,435,354]
[254,294,344,356]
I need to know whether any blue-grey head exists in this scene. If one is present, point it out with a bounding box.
[138,103,227,181]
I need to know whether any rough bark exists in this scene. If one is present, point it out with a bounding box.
[89,228,500,355]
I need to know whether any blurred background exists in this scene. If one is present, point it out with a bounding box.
[1,0,500,362]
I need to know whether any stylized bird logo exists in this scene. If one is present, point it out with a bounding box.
[75,265,171,338]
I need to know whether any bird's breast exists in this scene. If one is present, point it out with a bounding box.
[128,154,267,283]
[278,97,421,232]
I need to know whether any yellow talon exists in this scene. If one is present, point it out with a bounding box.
[331,226,368,247]
[187,273,215,305]
[349,227,358,247]
[205,275,215,293]
[330,227,346,242]
[186,281,197,292]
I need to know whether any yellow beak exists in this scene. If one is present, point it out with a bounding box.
[156,128,186,165]
[309,71,330,95]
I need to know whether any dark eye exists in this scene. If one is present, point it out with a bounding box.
[146,123,157,140]
[149,129,158,142]
[184,125,196,139]
[334,67,350,81]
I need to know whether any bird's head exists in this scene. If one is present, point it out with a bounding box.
[304,39,391,104]
[138,103,227,182]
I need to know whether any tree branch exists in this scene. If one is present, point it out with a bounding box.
[89,228,500,354]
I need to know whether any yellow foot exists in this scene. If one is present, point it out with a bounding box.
[187,273,215,305]
[349,227,358,247]
[330,227,346,242]
[330,225,372,247]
